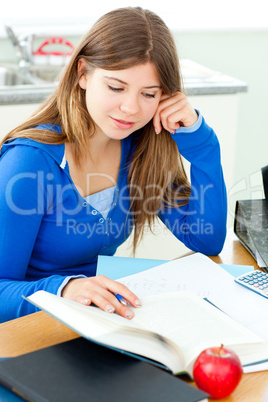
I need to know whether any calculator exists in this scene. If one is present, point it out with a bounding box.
[234,271,268,299]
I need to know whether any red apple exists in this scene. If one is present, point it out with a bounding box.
[193,345,243,399]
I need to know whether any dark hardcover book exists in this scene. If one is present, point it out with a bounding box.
[234,199,268,271]
[0,337,208,402]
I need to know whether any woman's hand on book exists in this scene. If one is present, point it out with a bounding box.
[153,92,198,134]
[61,275,141,319]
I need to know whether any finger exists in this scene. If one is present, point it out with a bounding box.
[114,305,135,320]
[159,101,185,132]
[159,98,197,132]
[158,96,187,118]
[85,290,116,313]
[97,275,142,308]
[153,92,180,134]
[160,91,184,101]
[159,93,173,102]
[89,290,135,319]
[152,94,171,134]
[153,108,162,135]
[112,300,135,320]
[154,94,185,134]
[104,290,136,319]
[158,92,185,111]
[108,280,142,308]
[161,109,186,133]
[79,297,92,306]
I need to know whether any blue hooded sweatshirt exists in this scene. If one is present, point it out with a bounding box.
[0,113,227,322]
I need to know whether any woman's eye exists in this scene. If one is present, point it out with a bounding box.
[108,85,123,93]
[143,93,155,99]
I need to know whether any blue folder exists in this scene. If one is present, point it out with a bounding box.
[97,255,254,280]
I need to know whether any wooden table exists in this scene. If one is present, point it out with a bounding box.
[0,230,267,402]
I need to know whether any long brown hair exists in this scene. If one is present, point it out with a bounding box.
[1,7,191,252]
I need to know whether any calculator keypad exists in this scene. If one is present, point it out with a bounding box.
[235,271,268,299]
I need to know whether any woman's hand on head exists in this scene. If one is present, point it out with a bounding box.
[61,275,141,319]
[153,92,198,135]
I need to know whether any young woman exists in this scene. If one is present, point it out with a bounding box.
[0,7,227,322]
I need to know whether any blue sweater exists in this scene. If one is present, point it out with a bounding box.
[0,115,227,322]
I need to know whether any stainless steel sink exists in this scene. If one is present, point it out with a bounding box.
[1,25,66,104]
[0,65,33,86]
[1,25,63,88]
[28,65,63,83]
[0,63,63,87]
[0,63,62,105]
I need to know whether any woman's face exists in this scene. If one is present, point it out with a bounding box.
[78,62,162,140]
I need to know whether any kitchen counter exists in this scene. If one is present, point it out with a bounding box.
[0,59,247,105]
[181,59,247,95]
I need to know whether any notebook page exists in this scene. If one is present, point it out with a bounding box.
[118,253,216,299]
[118,253,268,344]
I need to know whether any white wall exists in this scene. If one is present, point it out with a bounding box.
[175,30,268,215]
[0,104,36,138]
[1,0,268,32]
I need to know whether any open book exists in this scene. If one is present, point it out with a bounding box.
[26,290,268,378]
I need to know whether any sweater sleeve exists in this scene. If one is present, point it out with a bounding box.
[0,145,70,322]
[158,114,227,256]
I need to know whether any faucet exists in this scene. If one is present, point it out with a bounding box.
[5,25,33,68]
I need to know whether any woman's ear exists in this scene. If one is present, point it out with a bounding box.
[77,59,87,89]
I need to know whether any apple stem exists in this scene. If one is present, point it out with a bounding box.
[219,344,224,355]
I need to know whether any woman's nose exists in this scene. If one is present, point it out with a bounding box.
[119,96,139,115]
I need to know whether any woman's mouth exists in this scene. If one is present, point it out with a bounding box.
[110,117,135,130]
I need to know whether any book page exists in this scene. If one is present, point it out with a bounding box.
[131,291,268,371]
